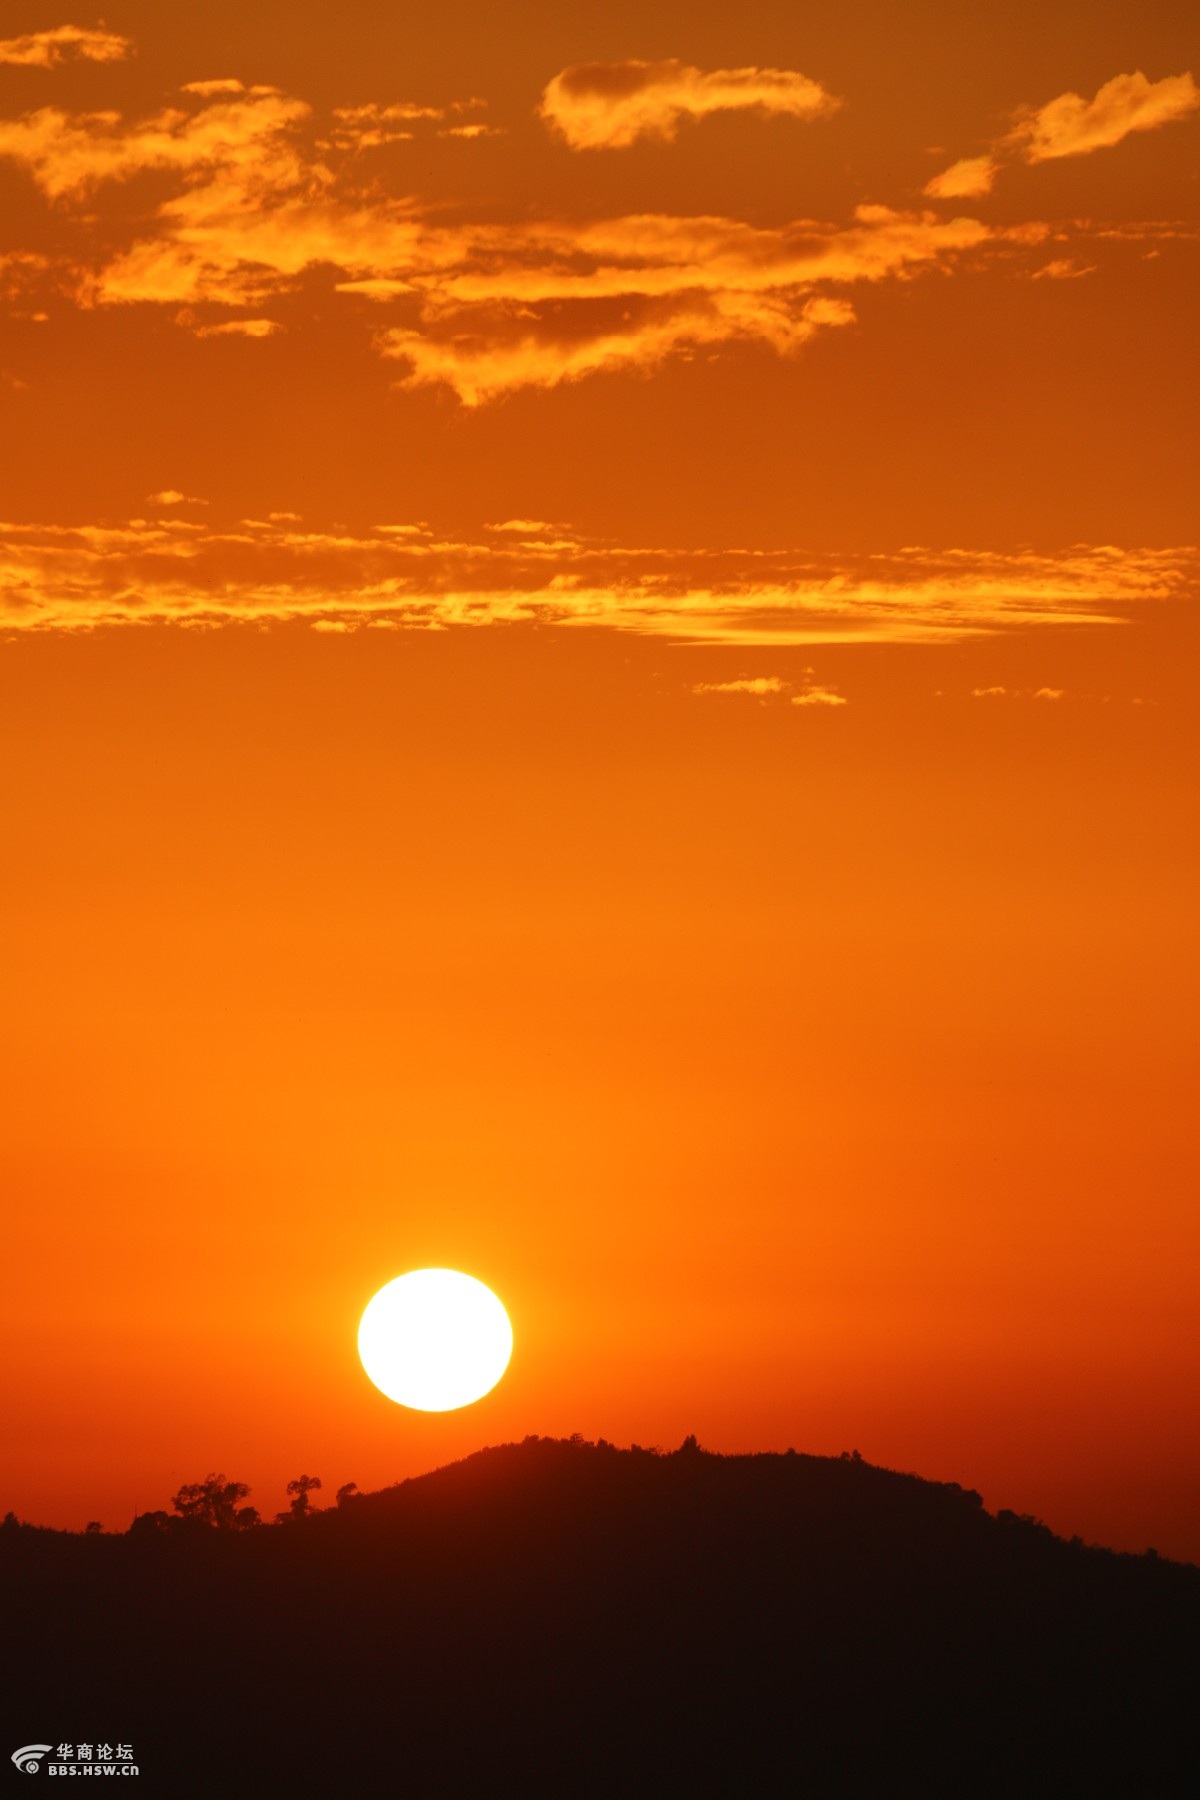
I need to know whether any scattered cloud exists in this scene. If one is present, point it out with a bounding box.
[692,676,787,696]
[438,124,504,140]
[1012,70,1199,164]
[539,59,840,150]
[330,101,442,151]
[147,489,207,506]
[181,79,249,98]
[927,69,1199,201]
[691,673,848,706]
[0,76,1187,405]
[972,684,1066,700]
[791,687,847,707]
[374,208,989,404]
[924,156,998,200]
[1029,258,1096,281]
[190,318,283,337]
[2,526,1192,644]
[0,24,132,68]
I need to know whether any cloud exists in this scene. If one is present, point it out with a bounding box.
[791,686,847,707]
[375,208,987,404]
[924,156,998,200]
[148,490,207,506]
[0,80,1167,405]
[971,684,1065,700]
[0,25,132,68]
[1029,258,1096,281]
[189,317,283,337]
[329,101,443,151]
[181,80,249,98]
[692,676,787,696]
[2,525,1192,644]
[0,250,55,317]
[0,89,310,202]
[539,59,840,150]
[926,69,1199,200]
[1012,70,1199,163]
[691,673,848,705]
[380,292,857,407]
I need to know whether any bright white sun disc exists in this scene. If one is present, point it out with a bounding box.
[358,1269,513,1411]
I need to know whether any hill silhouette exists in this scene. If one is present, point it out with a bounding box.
[3,1436,1197,1794]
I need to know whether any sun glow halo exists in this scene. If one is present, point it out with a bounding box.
[357,1269,513,1412]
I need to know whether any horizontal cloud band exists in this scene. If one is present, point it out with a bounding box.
[1,523,1192,643]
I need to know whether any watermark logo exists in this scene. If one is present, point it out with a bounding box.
[12,1746,52,1773]
[11,1746,139,1777]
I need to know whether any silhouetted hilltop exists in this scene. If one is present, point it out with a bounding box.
[4,1437,1197,1795]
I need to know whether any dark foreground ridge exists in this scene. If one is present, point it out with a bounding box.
[4,1437,1197,1795]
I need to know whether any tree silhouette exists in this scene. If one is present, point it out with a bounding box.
[278,1474,323,1522]
[335,1482,359,1507]
[171,1474,258,1530]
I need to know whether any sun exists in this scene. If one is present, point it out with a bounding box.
[357,1269,513,1412]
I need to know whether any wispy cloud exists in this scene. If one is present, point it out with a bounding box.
[1,526,1192,644]
[924,156,998,200]
[972,685,1066,700]
[1029,257,1096,281]
[373,210,987,404]
[438,123,504,140]
[926,69,1198,199]
[692,676,788,696]
[539,59,840,150]
[328,100,444,151]
[791,686,847,708]
[189,317,283,337]
[0,24,132,68]
[1013,70,1199,163]
[690,673,848,706]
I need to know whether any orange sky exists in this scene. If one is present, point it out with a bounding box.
[2,1,1198,1559]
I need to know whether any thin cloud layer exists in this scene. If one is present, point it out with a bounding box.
[691,673,848,705]
[926,68,1198,198]
[539,59,840,150]
[1,524,1193,645]
[0,24,132,68]
[692,677,788,696]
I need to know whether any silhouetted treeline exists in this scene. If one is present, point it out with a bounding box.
[3,1437,1197,1795]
